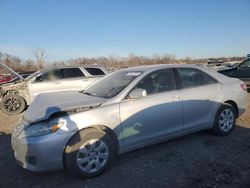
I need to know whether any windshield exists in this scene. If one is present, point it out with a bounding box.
[84,70,142,98]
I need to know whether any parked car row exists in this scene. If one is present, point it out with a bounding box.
[218,58,250,90]
[10,64,248,178]
[0,63,108,114]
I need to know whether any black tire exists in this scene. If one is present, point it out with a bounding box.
[64,128,116,179]
[212,104,236,136]
[0,94,26,115]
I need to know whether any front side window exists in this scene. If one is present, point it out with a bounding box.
[61,68,84,79]
[135,69,175,95]
[39,69,62,81]
[177,68,206,88]
[85,68,105,75]
[238,59,250,69]
[84,70,141,98]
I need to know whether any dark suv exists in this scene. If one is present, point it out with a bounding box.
[218,58,250,90]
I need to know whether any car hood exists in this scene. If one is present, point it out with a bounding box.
[0,63,24,80]
[24,91,105,123]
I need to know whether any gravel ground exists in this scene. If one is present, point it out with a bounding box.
[0,95,249,188]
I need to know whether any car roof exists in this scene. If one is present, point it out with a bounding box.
[121,64,204,72]
[56,65,106,69]
[38,65,107,72]
[119,63,232,83]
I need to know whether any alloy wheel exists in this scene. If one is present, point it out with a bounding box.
[3,97,21,112]
[76,139,109,173]
[218,108,234,132]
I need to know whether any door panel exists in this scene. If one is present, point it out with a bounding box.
[61,77,102,91]
[120,91,183,150]
[176,68,222,130]
[29,80,63,99]
[236,59,250,79]
[181,84,222,130]
[235,69,250,79]
[28,69,63,99]
[61,78,87,91]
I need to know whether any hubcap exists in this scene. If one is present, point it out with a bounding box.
[219,109,234,132]
[3,97,21,112]
[76,139,109,173]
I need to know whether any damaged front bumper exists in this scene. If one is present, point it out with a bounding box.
[11,119,74,172]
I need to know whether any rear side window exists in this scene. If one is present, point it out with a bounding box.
[85,68,105,75]
[203,73,218,84]
[61,68,84,79]
[177,68,206,88]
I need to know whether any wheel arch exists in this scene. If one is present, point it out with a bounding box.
[89,125,120,153]
[224,100,239,118]
[63,124,120,168]
[3,90,28,103]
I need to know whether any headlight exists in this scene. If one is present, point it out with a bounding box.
[20,119,66,138]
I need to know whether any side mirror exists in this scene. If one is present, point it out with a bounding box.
[129,88,147,99]
[35,75,43,82]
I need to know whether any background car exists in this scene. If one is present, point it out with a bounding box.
[0,64,109,115]
[12,64,248,178]
[218,58,250,91]
[0,75,16,85]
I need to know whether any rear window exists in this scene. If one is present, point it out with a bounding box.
[85,68,105,75]
[61,68,84,79]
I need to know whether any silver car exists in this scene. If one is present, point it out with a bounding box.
[11,64,248,178]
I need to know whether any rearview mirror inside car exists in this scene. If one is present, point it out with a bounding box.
[129,88,147,99]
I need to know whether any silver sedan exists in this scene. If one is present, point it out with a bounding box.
[12,64,248,178]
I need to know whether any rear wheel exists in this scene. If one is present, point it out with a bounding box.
[64,128,116,178]
[212,104,236,136]
[0,94,26,115]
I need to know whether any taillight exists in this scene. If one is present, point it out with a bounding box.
[240,83,247,91]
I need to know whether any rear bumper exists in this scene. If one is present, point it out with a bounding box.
[236,91,248,117]
[238,108,246,117]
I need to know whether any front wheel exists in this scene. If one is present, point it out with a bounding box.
[212,104,236,136]
[64,128,116,178]
[0,94,26,115]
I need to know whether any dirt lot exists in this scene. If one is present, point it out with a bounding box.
[0,95,250,188]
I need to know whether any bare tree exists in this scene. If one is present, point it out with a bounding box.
[32,48,47,68]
